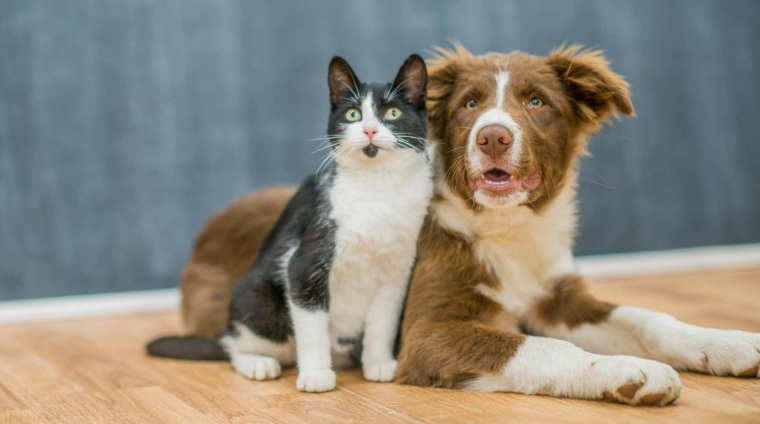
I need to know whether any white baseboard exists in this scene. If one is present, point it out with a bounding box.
[0,288,179,324]
[576,243,760,279]
[0,243,759,325]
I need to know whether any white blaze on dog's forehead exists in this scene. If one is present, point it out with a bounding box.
[495,72,509,109]
[466,71,524,180]
[494,71,523,164]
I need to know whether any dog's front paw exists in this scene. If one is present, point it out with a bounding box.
[694,330,760,377]
[296,369,336,393]
[363,359,397,382]
[593,356,681,406]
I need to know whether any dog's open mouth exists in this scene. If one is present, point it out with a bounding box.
[469,168,542,193]
[484,168,511,184]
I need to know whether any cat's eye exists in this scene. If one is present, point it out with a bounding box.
[384,107,402,120]
[526,96,544,109]
[465,99,478,110]
[345,108,362,122]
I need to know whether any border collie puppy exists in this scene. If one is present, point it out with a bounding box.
[148,54,433,393]
[394,45,759,406]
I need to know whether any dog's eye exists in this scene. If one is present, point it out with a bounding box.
[527,97,544,109]
[465,99,478,110]
[345,108,362,121]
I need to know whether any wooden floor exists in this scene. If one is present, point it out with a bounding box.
[1,268,759,423]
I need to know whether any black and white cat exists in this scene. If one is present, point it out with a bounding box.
[147,54,433,393]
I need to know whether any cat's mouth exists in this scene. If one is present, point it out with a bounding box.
[362,145,379,158]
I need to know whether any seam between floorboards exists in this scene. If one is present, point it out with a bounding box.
[337,386,422,423]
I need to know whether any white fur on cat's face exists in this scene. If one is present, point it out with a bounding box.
[334,93,405,167]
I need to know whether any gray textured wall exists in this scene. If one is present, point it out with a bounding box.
[1,0,759,301]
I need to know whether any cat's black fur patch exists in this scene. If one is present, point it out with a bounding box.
[286,185,335,311]
[228,175,330,340]
[362,145,379,158]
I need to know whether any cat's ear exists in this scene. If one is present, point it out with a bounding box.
[392,54,428,109]
[328,56,361,108]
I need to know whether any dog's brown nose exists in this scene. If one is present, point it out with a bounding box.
[476,125,513,158]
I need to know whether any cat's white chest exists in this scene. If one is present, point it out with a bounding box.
[326,158,433,360]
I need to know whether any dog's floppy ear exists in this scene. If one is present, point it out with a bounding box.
[426,43,472,138]
[547,45,634,125]
[328,56,361,108]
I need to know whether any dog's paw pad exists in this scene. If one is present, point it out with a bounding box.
[640,393,666,405]
[616,382,642,400]
[595,357,681,406]
[296,369,336,393]
[738,364,759,378]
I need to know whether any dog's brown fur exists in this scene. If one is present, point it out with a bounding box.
[395,215,526,388]
[181,186,296,338]
[532,275,616,329]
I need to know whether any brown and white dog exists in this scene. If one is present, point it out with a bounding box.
[178,45,760,406]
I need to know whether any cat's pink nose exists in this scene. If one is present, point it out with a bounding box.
[363,127,378,143]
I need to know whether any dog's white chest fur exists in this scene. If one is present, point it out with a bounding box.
[435,178,578,317]
[327,157,433,357]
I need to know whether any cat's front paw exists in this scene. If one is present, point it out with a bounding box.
[363,359,397,382]
[231,354,281,381]
[296,369,336,393]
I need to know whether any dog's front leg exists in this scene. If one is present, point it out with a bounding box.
[397,319,680,406]
[525,274,760,378]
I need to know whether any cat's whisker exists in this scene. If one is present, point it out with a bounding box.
[307,135,343,141]
[312,144,335,154]
[394,134,436,145]
[334,78,361,104]
[316,153,335,177]
[397,139,425,154]
[386,79,409,101]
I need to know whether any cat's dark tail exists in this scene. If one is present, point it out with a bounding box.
[146,336,228,361]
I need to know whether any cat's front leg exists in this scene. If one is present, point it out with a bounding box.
[288,304,336,392]
[362,281,408,382]
[287,242,337,393]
